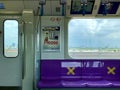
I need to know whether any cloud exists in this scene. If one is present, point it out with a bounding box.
[69,19,120,48]
[106,32,120,39]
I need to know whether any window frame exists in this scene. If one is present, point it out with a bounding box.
[68,18,120,59]
[3,19,19,58]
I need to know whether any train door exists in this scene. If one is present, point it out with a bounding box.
[0,16,23,88]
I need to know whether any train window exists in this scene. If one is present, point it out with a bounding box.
[4,20,18,57]
[68,19,120,59]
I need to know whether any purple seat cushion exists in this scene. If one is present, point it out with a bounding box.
[86,80,112,87]
[37,80,62,88]
[61,80,87,87]
[112,81,120,87]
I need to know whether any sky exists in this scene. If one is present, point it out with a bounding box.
[68,19,120,48]
[4,20,18,48]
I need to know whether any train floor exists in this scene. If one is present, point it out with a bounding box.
[0,87,120,90]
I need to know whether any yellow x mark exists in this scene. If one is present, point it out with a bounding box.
[67,67,75,75]
[107,66,116,75]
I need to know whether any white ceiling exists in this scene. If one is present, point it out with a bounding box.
[0,0,62,15]
[0,0,40,14]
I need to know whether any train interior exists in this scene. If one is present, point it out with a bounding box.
[0,0,120,90]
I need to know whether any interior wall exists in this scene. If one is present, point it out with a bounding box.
[40,16,65,59]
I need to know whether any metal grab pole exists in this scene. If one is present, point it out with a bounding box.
[62,4,65,16]
[82,4,86,16]
[40,4,44,16]
[103,4,107,16]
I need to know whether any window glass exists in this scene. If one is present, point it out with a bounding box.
[68,19,120,58]
[4,20,18,57]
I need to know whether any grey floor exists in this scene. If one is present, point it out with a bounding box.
[40,88,120,90]
[0,87,120,90]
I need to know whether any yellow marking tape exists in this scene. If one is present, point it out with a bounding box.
[107,66,116,75]
[67,67,75,75]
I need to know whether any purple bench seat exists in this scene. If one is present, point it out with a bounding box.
[38,80,120,88]
[37,60,120,88]
[37,80,62,88]
[86,80,112,87]
[61,80,87,87]
[110,81,120,87]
